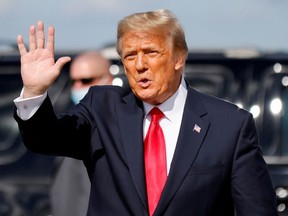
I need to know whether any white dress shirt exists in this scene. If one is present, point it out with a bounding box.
[143,77,188,173]
[14,89,47,120]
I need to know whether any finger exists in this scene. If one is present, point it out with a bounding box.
[37,21,45,49]
[46,26,55,53]
[55,56,71,72]
[29,25,36,51]
[17,35,27,56]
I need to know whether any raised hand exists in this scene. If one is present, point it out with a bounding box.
[17,21,71,98]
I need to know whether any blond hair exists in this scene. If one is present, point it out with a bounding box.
[116,9,188,57]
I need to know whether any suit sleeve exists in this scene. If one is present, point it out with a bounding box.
[13,95,91,159]
[231,113,278,215]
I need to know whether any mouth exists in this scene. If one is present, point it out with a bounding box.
[138,78,151,88]
[140,78,149,83]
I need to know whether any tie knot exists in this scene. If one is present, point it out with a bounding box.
[149,107,164,123]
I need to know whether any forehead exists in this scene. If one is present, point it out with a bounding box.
[70,60,96,77]
[121,31,170,49]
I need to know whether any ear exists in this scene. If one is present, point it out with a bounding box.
[175,52,187,71]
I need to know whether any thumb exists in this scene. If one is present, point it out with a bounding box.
[55,56,71,71]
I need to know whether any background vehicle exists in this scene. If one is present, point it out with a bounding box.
[1,46,288,215]
[0,47,77,216]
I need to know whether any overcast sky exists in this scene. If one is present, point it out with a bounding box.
[1,0,288,52]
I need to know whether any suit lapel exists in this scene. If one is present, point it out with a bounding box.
[156,87,211,215]
[115,87,211,215]
[116,92,148,209]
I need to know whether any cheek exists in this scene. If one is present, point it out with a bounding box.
[125,71,138,89]
[157,70,175,86]
[123,66,134,80]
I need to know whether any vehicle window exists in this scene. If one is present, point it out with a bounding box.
[184,64,236,101]
[0,66,26,165]
[261,67,288,156]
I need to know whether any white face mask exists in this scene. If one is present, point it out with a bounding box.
[70,87,90,104]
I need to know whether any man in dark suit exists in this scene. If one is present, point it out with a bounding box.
[14,9,277,216]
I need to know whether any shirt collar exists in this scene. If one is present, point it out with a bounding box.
[143,77,188,122]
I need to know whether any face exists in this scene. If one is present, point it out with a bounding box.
[121,31,185,105]
[70,60,105,90]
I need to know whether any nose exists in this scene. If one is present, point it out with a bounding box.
[135,53,147,72]
[72,80,84,89]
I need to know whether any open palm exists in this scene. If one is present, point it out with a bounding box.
[17,21,71,98]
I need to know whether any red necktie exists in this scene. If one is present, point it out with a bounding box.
[144,107,167,216]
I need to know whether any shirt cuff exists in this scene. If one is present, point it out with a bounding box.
[14,89,47,120]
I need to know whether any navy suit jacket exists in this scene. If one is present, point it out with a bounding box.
[14,83,277,216]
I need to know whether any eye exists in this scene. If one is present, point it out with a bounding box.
[123,53,136,61]
[146,50,159,57]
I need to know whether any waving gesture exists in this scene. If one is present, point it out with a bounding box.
[17,21,71,98]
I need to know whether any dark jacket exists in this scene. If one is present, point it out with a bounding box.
[14,83,278,216]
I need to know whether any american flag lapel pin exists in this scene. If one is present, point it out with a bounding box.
[193,124,201,133]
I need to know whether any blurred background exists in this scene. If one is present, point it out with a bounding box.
[1,0,288,51]
[1,0,288,215]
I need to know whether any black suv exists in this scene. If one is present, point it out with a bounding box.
[1,47,288,215]
[0,48,76,216]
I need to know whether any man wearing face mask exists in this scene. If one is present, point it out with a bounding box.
[50,51,113,216]
[70,51,113,104]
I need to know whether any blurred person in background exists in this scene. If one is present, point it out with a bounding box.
[69,51,113,104]
[51,51,113,216]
